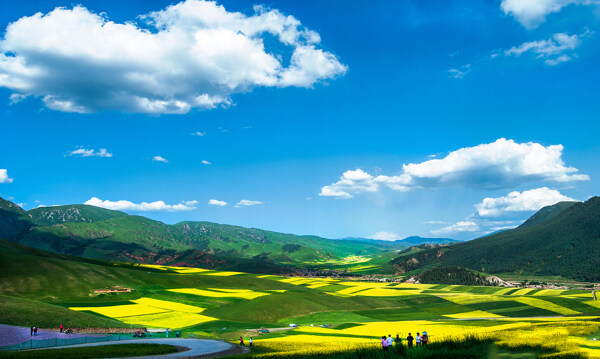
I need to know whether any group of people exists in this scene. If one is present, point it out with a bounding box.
[239,336,253,347]
[29,326,38,336]
[381,331,429,350]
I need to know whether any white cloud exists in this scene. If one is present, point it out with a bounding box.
[69,148,113,157]
[234,199,263,208]
[152,156,168,163]
[501,0,600,28]
[369,231,402,241]
[201,160,212,165]
[208,199,227,206]
[448,64,471,79]
[504,31,591,65]
[0,169,13,183]
[319,169,379,199]
[192,132,206,137]
[0,1,347,114]
[475,187,575,217]
[320,138,589,199]
[431,221,480,234]
[85,197,197,211]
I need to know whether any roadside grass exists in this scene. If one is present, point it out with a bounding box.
[0,344,178,359]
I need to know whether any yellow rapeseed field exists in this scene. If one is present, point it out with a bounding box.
[132,298,206,313]
[168,288,270,299]
[69,303,169,318]
[116,311,217,328]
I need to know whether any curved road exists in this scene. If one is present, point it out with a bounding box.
[47,338,236,358]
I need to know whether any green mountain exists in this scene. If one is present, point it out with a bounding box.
[0,197,404,272]
[0,197,33,239]
[28,204,127,226]
[391,198,600,281]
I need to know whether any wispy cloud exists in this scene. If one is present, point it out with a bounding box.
[504,31,592,66]
[192,131,206,137]
[152,156,168,163]
[234,199,263,208]
[431,221,479,235]
[85,197,198,211]
[448,64,470,79]
[69,148,113,157]
[201,160,212,165]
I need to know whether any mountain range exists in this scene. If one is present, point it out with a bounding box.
[0,197,453,273]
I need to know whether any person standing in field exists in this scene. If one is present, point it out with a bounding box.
[387,334,394,347]
[381,336,388,351]
[60,324,64,333]
[422,331,428,345]
[165,328,169,338]
[407,333,414,349]
[395,334,401,346]
[239,336,244,346]
[30,326,33,336]
[249,337,253,347]
[416,332,421,347]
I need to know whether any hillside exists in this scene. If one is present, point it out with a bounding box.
[28,205,127,226]
[392,198,600,281]
[0,197,404,272]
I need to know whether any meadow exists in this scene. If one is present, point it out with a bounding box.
[3,263,595,358]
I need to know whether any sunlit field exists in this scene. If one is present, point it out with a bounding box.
[58,267,600,358]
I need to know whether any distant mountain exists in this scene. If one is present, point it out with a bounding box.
[0,198,391,271]
[399,236,458,246]
[339,236,456,247]
[391,198,600,281]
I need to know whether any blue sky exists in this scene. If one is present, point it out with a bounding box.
[1,0,599,240]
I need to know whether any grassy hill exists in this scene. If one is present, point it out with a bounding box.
[28,205,128,226]
[392,197,600,281]
[0,197,410,272]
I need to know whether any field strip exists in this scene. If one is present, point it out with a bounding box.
[443,310,504,319]
[132,298,206,313]
[69,304,170,318]
[513,297,579,315]
[168,288,270,299]
[115,311,217,328]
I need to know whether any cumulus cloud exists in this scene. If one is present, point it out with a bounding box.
[431,221,480,235]
[475,187,576,217]
[152,156,168,163]
[208,199,227,206]
[0,169,13,183]
[501,0,600,28]
[369,231,402,241]
[69,148,113,157]
[85,197,198,211]
[234,199,263,208]
[504,31,591,65]
[0,1,347,114]
[320,139,589,199]
[319,169,379,199]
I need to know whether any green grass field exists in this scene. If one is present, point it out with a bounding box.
[2,239,600,358]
